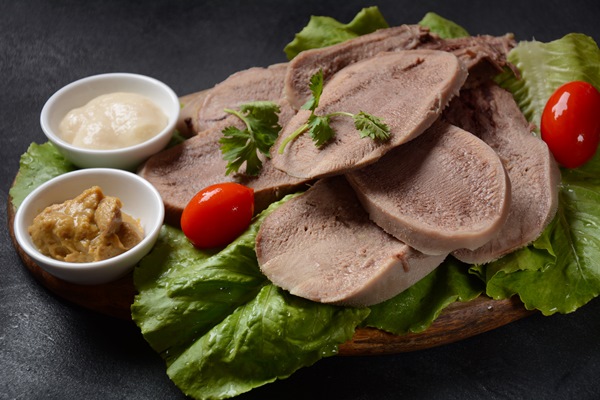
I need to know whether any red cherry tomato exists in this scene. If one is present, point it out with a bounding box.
[181,182,254,249]
[541,80,600,168]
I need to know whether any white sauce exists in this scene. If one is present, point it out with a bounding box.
[59,92,168,150]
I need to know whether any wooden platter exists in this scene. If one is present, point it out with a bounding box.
[7,198,534,356]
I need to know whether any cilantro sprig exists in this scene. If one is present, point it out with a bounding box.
[219,101,281,176]
[278,70,390,154]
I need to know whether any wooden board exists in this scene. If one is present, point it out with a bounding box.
[7,199,534,356]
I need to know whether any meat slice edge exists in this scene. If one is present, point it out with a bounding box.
[284,25,435,109]
[346,121,511,255]
[272,50,468,180]
[177,63,289,137]
[284,25,515,109]
[256,176,446,307]
[443,82,561,264]
[421,33,517,87]
[175,89,211,138]
[196,63,289,133]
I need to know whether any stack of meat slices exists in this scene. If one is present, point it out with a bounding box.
[138,25,560,307]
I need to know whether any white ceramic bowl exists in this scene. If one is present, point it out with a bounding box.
[40,73,180,170]
[13,169,165,285]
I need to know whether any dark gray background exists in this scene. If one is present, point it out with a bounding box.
[2,1,600,399]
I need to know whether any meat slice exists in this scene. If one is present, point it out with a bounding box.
[284,25,515,109]
[422,33,517,87]
[176,89,211,137]
[176,63,290,137]
[193,63,289,133]
[443,82,561,264]
[284,25,435,109]
[256,176,446,307]
[346,121,511,255]
[138,103,309,227]
[271,50,467,180]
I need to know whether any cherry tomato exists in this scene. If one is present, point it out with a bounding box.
[181,182,254,249]
[541,80,600,168]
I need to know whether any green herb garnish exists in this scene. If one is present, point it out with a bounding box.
[219,101,281,176]
[278,70,390,154]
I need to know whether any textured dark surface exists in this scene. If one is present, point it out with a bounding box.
[2,1,600,399]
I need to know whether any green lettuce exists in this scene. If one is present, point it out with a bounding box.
[132,198,368,399]
[131,224,263,361]
[418,12,469,39]
[283,6,388,60]
[168,285,366,399]
[9,142,75,209]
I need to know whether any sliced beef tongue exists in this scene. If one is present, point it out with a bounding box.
[284,25,435,110]
[176,88,211,138]
[256,176,447,307]
[138,106,310,227]
[443,82,561,264]
[284,25,515,109]
[182,63,289,135]
[421,33,517,87]
[271,49,468,180]
[346,121,511,256]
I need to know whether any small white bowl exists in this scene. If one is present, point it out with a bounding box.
[13,168,165,285]
[40,73,180,170]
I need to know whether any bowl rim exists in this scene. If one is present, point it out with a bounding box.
[13,168,165,272]
[39,72,180,156]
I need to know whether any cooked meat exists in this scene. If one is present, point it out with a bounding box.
[176,89,211,137]
[271,50,467,180]
[443,82,561,263]
[193,63,289,133]
[284,25,435,109]
[346,121,511,255]
[284,25,515,109]
[422,33,517,87]
[138,102,309,227]
[256,176,447,307]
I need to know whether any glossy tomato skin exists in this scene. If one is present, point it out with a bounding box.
[541,81,600,169]
[181,182,254,249]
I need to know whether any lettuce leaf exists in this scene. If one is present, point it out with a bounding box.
[168,285,366,399]
[283,6,388,60]
[131,224,264,362]
[364,258,483,334]
[418,12,469,39]
[495,33,600,133]
[9,142,75,209]
[132,197,368,399]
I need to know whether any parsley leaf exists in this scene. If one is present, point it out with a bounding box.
[353,111,390,141]
[278,70,391,154]
[307,114,334,147]
[219,101,281,176]
[301,70,324,111]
